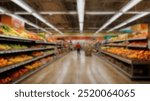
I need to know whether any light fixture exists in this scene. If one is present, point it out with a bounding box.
[79,23,83,33]
[77,0,85,33]
[108,12,150,32]
[94,0,142,35]
[120,0,142,13]
[10,0,33,13]
[126,12,149,23]
[11,0,64,35]
[107,23,127,32]
[32,13,47,24]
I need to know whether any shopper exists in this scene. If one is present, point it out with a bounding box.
[75,42,81,54]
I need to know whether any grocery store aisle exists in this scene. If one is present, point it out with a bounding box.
[20,51,147,84]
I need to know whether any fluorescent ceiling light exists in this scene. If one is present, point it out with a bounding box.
[94,0,142,35]
[120,0,142,13]
[107,23,127,32]
[77,0,85,33]
[86,11,115,15]
[11,0,63,35]
[11,0,33,13]
[126,12,149,23]
[108,12,150,32]
[79,23,83,33]
[13,11,150,15]
[32,13,47,23]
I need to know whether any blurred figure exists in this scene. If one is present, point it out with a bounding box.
[75,42,81,54]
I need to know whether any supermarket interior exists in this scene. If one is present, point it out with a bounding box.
[0,0,150,84]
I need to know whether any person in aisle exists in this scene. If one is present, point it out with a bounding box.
[75,42,81,54]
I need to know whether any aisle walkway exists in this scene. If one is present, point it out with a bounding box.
[20,51,150,84]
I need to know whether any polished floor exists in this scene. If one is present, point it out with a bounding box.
[20,51,150,84]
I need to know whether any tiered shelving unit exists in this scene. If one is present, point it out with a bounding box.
[95,32,150,80]
[0,35,67,84]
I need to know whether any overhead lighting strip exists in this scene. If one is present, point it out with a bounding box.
[11,0,63,35]
[108,12,150,32]
[12,11,150,15]
[77,0,85,33]
[94,0,142,35]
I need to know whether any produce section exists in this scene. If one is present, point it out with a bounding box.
[101,47,150,60]
[0,22,68,84]
[96,24,150,79]
[0,56,53,84]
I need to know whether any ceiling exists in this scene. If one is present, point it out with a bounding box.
[0,0,150,35]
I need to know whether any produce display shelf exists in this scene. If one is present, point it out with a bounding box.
[12,60,52,84]
[0,35,35,42]
[0,47,54,54]
[0,53,55,73]
[95,53,132,78]
[108,40,126,43]
[12,53,67,84]
[107,38,147,43]
[101,50,150,65]
[105,44,126,47]
[128,37,147,41]
[101,50,132,64]
[127,45,148,48]
[35,41,56,45]
[105,44,147,48]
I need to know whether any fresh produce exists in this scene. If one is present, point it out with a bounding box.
[0,24,20,37]
[0,68,29,84]
[0,57,8,67]
[8,55,33,64]
[0,56,53,84]
[32,52,44,57]
[102,47,150,60]
[0,44,11,50]
[9,44,28,50]
[108,34,128,42]
[25,61,42,70]
[108,32,148,42]
[128,41,148,46]
[0,54,33,68]
[0,77,12,84]
[0,44,28,50]
[129,32,148,39]
[26,31,43,40]
[10,68,29,79]
[0,24,46,41]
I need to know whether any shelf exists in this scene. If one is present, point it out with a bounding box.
[127,45,148,48]
[35,41,56,45]
[0,47,54,54]
[104,44,147,48]
[108,40,126,43]
[101,50,150,64]
[96,53,132,78]
[105,44,126,47]
[128,37,147,41]
[101,50,132,64]
[0,35,59,46]
[12,60,53,84]
[0,53,55,73]
[12,53,67,84]
[107,38,147,44]
[0,35,35,43]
